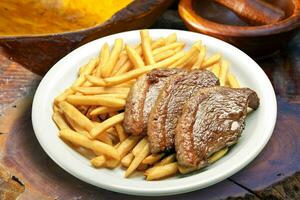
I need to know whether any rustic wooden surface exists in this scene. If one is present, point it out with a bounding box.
[0,9,300,200]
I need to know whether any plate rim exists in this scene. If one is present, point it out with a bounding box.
[32,29,277,196]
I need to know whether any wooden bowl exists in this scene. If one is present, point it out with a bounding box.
[179,0,300,57]
[0,0,173,75]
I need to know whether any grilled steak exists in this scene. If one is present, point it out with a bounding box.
[123,68,187,135]
[147,70,219,153]
[175,87,259,167]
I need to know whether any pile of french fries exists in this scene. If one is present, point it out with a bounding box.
[52,30,240,181]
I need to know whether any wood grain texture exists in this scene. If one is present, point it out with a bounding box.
[0,8,300,200]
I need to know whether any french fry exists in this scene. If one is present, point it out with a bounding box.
[208,147,229,164]
[183,54,198,68]
[52,112,70,130]
[146,162,178,181]
[73,58,99,87]
[86,51,185,87]
[192,45,206,69]
[64,114,89,135]
[137,163,148,171]
[54,88,74,105]
[89,106,122,116]
[121,152,134,168]
[154,50,175,62]
[156,154,176,166]
[178,165,198,174]
[227,73,240,88]
[169,41,201,68]
[96,43,110,77]
[125,143,150,177]
[72,86,130,95]
[91,156,106,168]
[112,54,128,75]
[101,39,123,77]
[96,132,113,146]
[126,45,145,69]
[211,63,221,77]
[152,42,185,55]
[142,153,165,165]
[105,158,120,168]
[140,30,155,65]
[201,53,221,68]
[219,60,229,86]
[59,129,120,160]
[165,33,177,45]
[115,124,128,142]
[132,138,148,156]
[59,102,94,132]
[66,95,126,107]
[90,113,125,138]
[117,135,142,158]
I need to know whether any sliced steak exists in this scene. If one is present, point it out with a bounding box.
[175,87,259,167]
[147,70,219,153]
[123,68,187,135]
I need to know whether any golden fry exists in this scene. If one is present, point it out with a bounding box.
[146,162,178,181]
[90,113,125,138]
[102,39,123,77]
[154,50,175,62]
[152,42,185,55]
[89,106,122,116]
[72,86,129,95]
[115,124,128,142]
[227,73,240,88]
[126,45,145,69]
[59,101,94,132]
[155,154,176,166]
[192,45,206,69]
[219,60,229,86]
[165,33,177,45]
[117,135,142,158]
[178,165,198,174]
[112,54,128,75]
[125,143,150,177]
[132,138,148,156]
[121,152,134,168]
[201,53,221,68]
[105,158,120,169]
[59,129,120,160]
[54,88,74,105]
[66,95,126,107]
[140,30,155,65]
[52,112,70,130]
[208,147,229,164]
[96,43,110,77]
[91,156,106,168]
[211,63,221,77]
[142,153,165,165]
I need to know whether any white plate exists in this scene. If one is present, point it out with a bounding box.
[32,29,277,196]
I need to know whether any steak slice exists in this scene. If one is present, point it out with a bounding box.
[123,68,187,135]
[147,70,219,153]
[175,86,260,168]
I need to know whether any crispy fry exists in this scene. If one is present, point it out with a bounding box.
[89,107,122,116]
[126,45,145,69]
[91,156,106,168]
[146,162,178,181]
[219,60,229,86]
[121,152,134,168]
[59,129,120,160]
[115,124,128,142]
[64,114,89,135]
[105,158,120,168]
[156,154,176,166]
[59,101,94,132]
[90,113,124,138]
[178,165,198,174]
[112,54,128,75]
[132,138,148,156]
[66,95,126,107]
[86,51,185,87]
[169,41,201,68]
[140,30,155,65]
[117,135,142,158]
[211,63,221,77]
[137,163,148,171]
[101,39,123,77]
[72,86,129,95]
[152,42,185,55]
[96,43,110,77]
[201,53,221,68]
[192,45,206,69]
[125,143,150,177]
[54,88,74,104]
[142,153,165,165]
[165,33,177,45]
[52,112,70,130]
[228,73,240,88]
[96,132,113,146]
[208,147,229,164]
[154,50,175,62]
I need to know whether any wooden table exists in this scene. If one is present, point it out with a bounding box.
[1,10,300,200]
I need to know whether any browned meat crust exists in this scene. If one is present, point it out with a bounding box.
[175,87,259,167]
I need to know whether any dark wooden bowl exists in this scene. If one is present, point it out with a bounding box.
[179,0,300,57]
[0,0,173,75]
